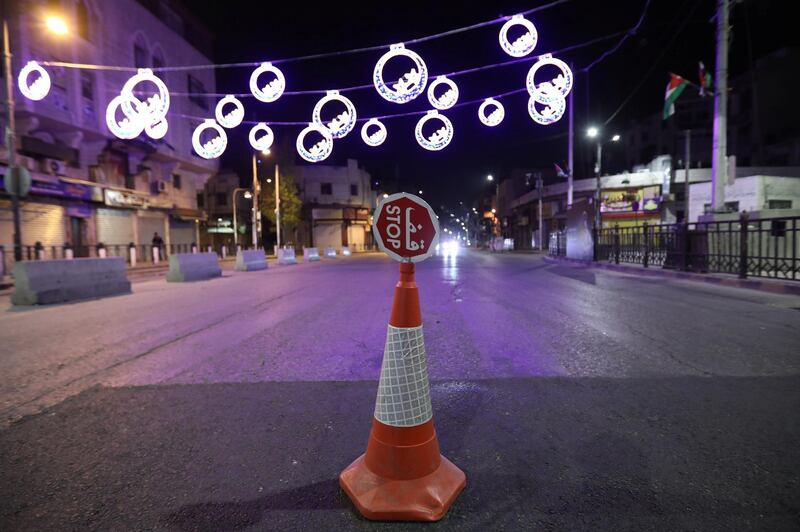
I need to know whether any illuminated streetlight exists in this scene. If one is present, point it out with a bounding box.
[45,16,68,35]
[418,189,423,195]
[611,134,620,142]
[586,126,599,138]
[487,174,494,182]
[262,149,271,155]
[491,208,496,214]
[382,193,389,198]
[243,191,252,199]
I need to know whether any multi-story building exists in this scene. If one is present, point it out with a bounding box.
[1,0,217,267]
[292,158,377,251]
[197,170,252,251]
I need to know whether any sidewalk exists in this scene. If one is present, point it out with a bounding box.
[544,256,800,296]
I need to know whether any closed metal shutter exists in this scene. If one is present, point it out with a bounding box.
[96,208,134,246]
[138,213,165,246]
[313,223,341,250]
[0,200,66,247]
[170,219,195,247]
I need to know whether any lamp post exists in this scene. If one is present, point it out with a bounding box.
[251,149,272,249]
[587,127,620,231]
[231,188,252,247]
[3,10,68,261]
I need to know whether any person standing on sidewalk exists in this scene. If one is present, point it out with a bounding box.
[151,232,164,258]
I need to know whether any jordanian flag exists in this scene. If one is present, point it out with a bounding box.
[663,73,688,120]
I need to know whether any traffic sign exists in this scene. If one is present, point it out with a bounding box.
[374,192,439,262]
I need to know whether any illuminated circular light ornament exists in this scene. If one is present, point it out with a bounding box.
[248,123,274,152]
[427,76,459,110]
[499,14,538,57]
[215,95,244,129]
[360,118,387,147]
[18,61,51,101]
[526,53,573,102]
[478,98,505,127]
[528,87,566,125]
[250,62,285,103]
[312,90,356,139]
[145,117,169,140]
[415,110,453,151]
[192,119,228,159]
[106,94,145,140]
[373,43,428,104]
[296,122,333,163]
[120,68,170,127]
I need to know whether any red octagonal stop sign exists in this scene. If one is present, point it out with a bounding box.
[373,192,440,262]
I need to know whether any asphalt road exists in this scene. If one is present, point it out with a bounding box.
[1,250,798,530]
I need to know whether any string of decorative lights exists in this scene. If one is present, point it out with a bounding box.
[18,0,652,162]
[37,0,572,73]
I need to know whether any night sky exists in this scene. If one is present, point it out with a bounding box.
[189,0,795,211]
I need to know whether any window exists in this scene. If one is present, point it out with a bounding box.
[80,71,95,122]
[187,75,208,110]
[152,48,165,71]
[172,173,181,190]
[724,201,739,212]
[768,199,792,210]
[197,193,204,208]
[321,183,332,195]
[76,0,90,40]
[134,35,148,69]
[216,193,227,207]
[125,174,135,190]
[350,184,358,196]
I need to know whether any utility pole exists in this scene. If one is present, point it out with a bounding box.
[684,129,691,221]
[536,173,544,251]
[251,154,258,248]
[567,70,574,207]
[594,142,603,230]
[3,19,22,261]
[274,164,281,249]
[710,0,729,213]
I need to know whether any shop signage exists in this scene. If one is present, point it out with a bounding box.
[104,188,147,208]
[0,175,96,201]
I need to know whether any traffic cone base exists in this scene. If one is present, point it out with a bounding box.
[339,453,466,521]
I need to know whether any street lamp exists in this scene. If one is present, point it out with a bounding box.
[487,174,494,182]
[586,127,620,231]
[231,187,252,247]
[251,149,275,249]
[3,12,69,261]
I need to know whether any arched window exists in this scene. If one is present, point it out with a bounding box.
[133,34,148,69]
[152,47,165,71]
[76,0,90,40]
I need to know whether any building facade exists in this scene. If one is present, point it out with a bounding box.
[1,0,217,269]
[292,159,376,251]
[197,170,253,251]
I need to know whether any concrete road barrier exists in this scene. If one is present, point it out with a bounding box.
[235,249,268,271]
[341,246,351,256]
[277,248,297,265]
[166,252,222,282]
[303,247,321,262]
[325,247,337,258]
[12,257,131,306]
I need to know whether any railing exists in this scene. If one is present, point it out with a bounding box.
[587,214,799,280]
[548,231,566,257]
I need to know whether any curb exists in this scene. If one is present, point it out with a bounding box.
[543,256,800,296]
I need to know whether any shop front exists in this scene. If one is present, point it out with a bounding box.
[600,185,662,228]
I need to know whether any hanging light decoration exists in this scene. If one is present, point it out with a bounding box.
[192,119,228,159]
[145,117,169,140]
[498,14,538,57]
[312,90,357,139]
[373,43,428,104]
[120,68,170,132]
[360,118,387,147]
[250,62,286,103]
[427,75,459,110]
[415,110,453,151]
[478,98,505,127]
[17,61,51,101]
[248,123,275,152]
[528,87,566,125]
[296,122,333,163]
[105,94,145,140]
[215,95,245,129]
[525,54,573,101]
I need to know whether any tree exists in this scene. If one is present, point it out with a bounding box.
[260,170,302,246]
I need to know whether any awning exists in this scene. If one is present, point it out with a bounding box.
[172,207,207,221]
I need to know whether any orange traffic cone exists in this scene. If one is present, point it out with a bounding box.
[340,262,466,521]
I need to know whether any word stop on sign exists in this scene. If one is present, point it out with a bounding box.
[374,192,440,263]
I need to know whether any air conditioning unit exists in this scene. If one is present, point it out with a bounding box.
[42,158,66,176]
